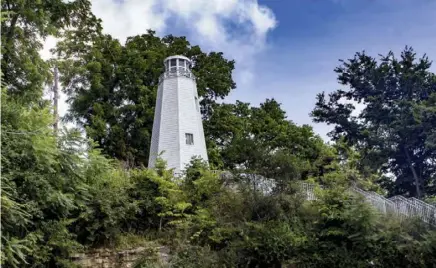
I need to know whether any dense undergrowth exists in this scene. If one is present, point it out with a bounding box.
[2,91,436,267]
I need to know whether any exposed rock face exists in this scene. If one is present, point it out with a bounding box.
[71,246,170,268]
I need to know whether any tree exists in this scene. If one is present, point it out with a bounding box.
[204,99,335,189]
[1,87,86,266]
[1,0,97,103]
[312,47,436,198]
[55,30,236,167]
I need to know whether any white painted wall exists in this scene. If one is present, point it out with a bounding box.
[178,77,209,171]
[148,76,180,171]
[148,56,208,174]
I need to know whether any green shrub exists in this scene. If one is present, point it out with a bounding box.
[169,245,221,268]
[72,154,138,246]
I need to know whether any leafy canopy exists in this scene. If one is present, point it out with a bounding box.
[312,47,436,197]
[1,0,98,103]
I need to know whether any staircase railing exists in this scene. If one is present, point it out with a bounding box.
[209,171,436,226]
[300,182,436,226]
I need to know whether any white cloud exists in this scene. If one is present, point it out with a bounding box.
[91,0,169,41]
[91,0,277,91]
[89,0,277,58]
[195,16,223,41]
[245,2,277,39]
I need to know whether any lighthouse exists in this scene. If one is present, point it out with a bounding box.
[148,55,209,174]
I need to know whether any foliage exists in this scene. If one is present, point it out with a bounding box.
[1,87,84,267]
[70,151,138,246]
[205,99,337,186]
[1,0,97,103]
[171,172,436,268]
[168,245,222,268]
[312,47,436,198]
[148,159,192,231]
[182,158,222,206]
[2,85,436,268]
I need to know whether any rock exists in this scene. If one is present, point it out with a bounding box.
[72,246,170,268]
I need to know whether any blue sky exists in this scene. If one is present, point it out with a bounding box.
[45,0,436,140]
[225,0,436,139]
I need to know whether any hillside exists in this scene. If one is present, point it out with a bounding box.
[1,1,436,267]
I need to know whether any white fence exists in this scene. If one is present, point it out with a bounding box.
[300,182,436,226]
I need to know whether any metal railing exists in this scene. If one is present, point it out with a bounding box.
[158,68,196,84]
[208,171,436,226]
[300,182,436,226]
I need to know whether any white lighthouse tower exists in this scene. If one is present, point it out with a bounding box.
[148,55,209,174]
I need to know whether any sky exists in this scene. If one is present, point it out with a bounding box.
[43,0,436,140]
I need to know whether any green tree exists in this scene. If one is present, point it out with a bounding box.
[1,0,97,103]
[205,99,335,188]
[70,148,139,246]
[1,88,85,267]
[55,30,236,167]
[311,47,436,198]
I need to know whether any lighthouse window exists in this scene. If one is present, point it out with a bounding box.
[185,133,194,145]
[178,59,185,72]
[170,59,177,71]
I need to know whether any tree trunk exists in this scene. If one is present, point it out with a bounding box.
[6,14,19,43]
[2,13,19,79]
[404,147,422,198]
[53,66,59,135]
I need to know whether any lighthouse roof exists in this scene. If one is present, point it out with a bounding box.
[164,55,191,64]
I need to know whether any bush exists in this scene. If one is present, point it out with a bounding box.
[169,245,221,268]
[71,152,138,246]
[169,171,436,268]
